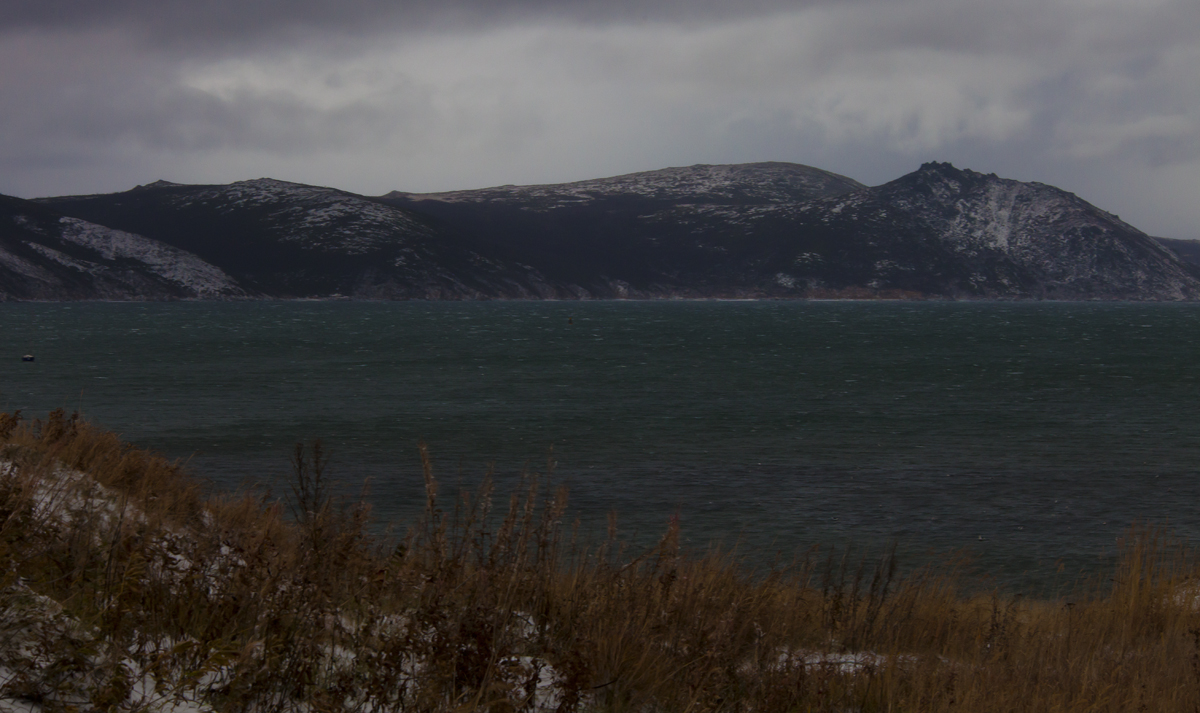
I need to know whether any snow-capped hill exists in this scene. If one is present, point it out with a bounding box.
[879,163,1133,251]
[167,178,436,255]
[390,162,865,210]
[864,163,1200,299]
[194,177,365,214]
[0,194,246,301]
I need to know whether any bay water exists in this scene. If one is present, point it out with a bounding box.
[4,300,1200,593]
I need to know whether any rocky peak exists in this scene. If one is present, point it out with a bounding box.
[880,161,995,201]
[130,180,184,192]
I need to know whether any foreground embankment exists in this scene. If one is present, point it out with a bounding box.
[1,410,1198,712]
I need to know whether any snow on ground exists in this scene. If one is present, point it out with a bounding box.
[0,459,213,711]
[0,457,916,712]
[57,218,244,297]
[24,242,100,274]
[0,459,567,712]
[0,247,56,282]
[874,164,1200,298]
[792,649,912,675]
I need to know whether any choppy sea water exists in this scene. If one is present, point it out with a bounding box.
[4,300,1200,592]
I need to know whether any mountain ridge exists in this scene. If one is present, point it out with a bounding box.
[386,162,867,208]
[10,161,1198,301]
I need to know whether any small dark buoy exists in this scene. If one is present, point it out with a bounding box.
[568,317,573,325]
[22,354,34,362]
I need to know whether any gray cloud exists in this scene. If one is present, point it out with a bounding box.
[1,0,1198,240]
[1,0,845,50]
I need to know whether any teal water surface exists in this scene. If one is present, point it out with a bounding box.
[4,300,1200,592]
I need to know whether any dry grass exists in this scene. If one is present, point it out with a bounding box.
[1,410,1199,712]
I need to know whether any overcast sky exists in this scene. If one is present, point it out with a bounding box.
[2,0,1197,238]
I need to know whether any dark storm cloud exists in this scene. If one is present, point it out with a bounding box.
[1,0,841,47]
[1,0,1197,240]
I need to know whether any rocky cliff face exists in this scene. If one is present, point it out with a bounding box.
[21,162,1200,301]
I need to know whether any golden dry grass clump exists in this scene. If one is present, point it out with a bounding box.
[1,409,1199,711]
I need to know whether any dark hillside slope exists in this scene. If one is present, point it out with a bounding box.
[39,179,563,299]
[1154,237,1200,267]
[0,193,244,300]
[858,163,1200,299]
[33,162,1200,301]
[384,162,1200,300]
[382,162,873,297]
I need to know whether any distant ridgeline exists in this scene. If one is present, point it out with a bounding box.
[3,162,1198,301]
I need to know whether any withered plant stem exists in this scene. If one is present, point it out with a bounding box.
[1,410,1198,712]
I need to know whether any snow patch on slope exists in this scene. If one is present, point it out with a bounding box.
[885,164,1200,299]
[0,247,55,282]
[24,242,99,274]
[57,218,243,297]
